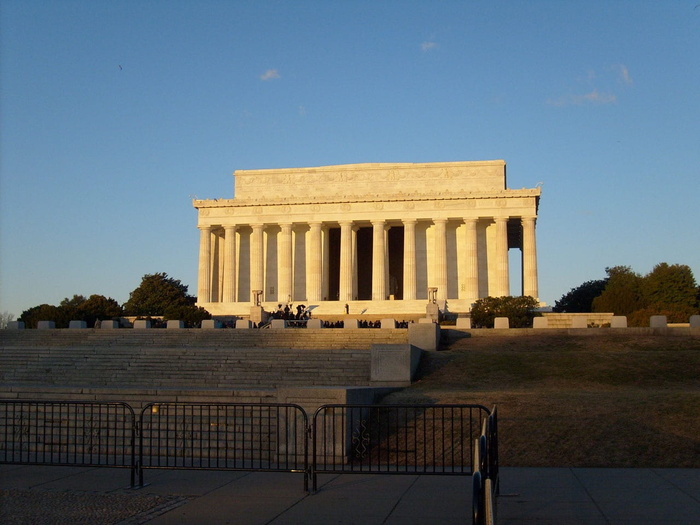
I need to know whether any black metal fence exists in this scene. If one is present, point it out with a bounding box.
[472,406,499,525]
[1,400,496,504]
[0,400,137,486]
[312,404,490,491]
[138,403,308,489]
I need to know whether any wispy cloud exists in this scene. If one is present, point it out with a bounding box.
[548,89,617,107]
[421,41,438,51]
[260,69,280,81]
[549,65,632,106]
[613,64,633,85]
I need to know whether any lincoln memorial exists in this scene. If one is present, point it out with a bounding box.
[193,160,541,317]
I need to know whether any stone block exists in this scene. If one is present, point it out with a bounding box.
[133,319,151,329]
[611,316,628,328]
[455,318,472,329]
[425,302,440,321]
[201,319,221,329]
[101,320,119,329]
[69,320,87,329]
[381,318,396,329]
[690,315,700,328]
[6,321,25,330]
[570,316,587,329]
[370,344,422,384]
[270,319,286,329]
[418,317,434,324]
[650,315,667,328]
[37,321,56,330]
[494,317,509,329]
[307,319,323,329]
[167,320,184,329]
[343,319,359,329]
[532,317,548,329]
[236,320,252,329]
[408,322,440,351]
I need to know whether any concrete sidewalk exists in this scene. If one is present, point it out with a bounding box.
[1,465,699,524]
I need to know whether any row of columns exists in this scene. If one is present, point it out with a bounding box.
[197,217,538,304]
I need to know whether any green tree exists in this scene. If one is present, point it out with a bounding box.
[553,279,608,313]
[642,263,697,310]
[123,273,192,317]
[470,296,540,328]
[78,294,123,327]
[19,304,61,329]
[592,266,645,316]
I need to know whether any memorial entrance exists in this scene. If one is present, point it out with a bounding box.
[193,160,541,317]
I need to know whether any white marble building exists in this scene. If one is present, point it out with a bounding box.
[193,160,541,317]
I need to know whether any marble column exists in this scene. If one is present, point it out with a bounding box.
[522,216,539,299]
[464,218,479,302]
[222,225,237,303]
[197,226,212,303]
[322,226,330,300]
[433,218,448,301]
[372,219,387,300]
[250,223,265,301]
[339,221,354,301]
[308,221,323,301]
[494,217,510,297]
[402,218,417,300]
[278,223,293,303]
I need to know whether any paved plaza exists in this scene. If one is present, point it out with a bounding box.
[2,465,699,524]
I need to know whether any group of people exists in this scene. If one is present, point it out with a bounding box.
[271,303,309,321]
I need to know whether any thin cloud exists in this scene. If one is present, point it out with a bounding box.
[260,69,280,81]
[613,64,633,85]
[421,41,438,51]
[548,89,617,107]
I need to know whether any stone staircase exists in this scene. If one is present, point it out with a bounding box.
[0,328,408,392]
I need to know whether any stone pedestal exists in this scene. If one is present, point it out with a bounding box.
[201,319,221,329]
[101,320,119,329]
[343,319,359,329]
[381,318,396,329]
[690,315,700,328]
[307,319,323,329]
[7,321,25,330]
[38,321,55,330]
[250,306,266,324]
[426,302,440,322]
[532,317,547,329]
[236,320,252,329]
[456,317,472,329]
[370,344,422,385]
[494,317,509,329]
[69,320,87,329]
[408,322,440,352]
[167,320,184,329]
[611,316,627,328]
[650,315,667,328]
[133,320,152,329]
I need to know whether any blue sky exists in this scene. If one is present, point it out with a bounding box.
[1,0,699,318]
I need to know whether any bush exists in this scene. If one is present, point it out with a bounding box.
[470,296,540,328]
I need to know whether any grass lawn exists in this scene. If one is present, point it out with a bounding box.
[383,332,700,468]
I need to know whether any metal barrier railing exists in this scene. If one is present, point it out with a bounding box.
[472,405,498,525]
[0,400,137,486]
[138,403,309,490]
[1,400,498,504]
[312,404,490,492]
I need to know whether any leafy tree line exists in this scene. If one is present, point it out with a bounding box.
[19,273,211,328]
[554,263,699,326]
